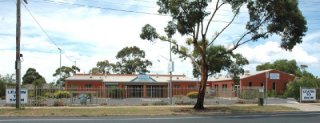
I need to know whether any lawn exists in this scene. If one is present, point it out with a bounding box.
[0,105,298,116]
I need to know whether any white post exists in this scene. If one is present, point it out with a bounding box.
[265,72,269,105]
[299,86,302,103]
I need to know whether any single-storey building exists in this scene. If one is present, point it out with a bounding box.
[65,73,199,98]
[207,69,295,96]
[65,69,295,98]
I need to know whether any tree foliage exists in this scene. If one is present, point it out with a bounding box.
[285,72,320,100]
[114,46,152,74]
[141,0,306,109]
[90,60,115,74]
[256,59,301,76]
[0,74,16,99]
[22,68,46,86]
[53,65,80,85]
[192,45,249,79]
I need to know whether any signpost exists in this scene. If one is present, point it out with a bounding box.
[6,88,28,104]
[301,88,316,102]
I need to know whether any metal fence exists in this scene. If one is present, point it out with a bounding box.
[1,86,263,106]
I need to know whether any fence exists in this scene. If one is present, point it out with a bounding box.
[1,86,262,106]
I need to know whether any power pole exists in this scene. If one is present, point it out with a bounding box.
[58,48,62,87]
[169,39,173,105]
[15,0,21,109]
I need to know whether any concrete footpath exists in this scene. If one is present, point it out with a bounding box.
[278,103,320,112]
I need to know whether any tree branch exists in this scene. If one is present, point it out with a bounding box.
[204,0,224,36]
[171,41,201,72]
[207,9,239,47]
[227,15,270,52]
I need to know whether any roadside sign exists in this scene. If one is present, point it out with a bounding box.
[6,88,28,104]
[301,88,316,101]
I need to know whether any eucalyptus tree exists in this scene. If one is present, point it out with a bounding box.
[22,68,46,86]
[140,0,307,109]
[114,46,152,74]
[53,65,80,85]
[90,60,115,74]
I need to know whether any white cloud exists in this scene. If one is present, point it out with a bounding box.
[234,40,319,74]
[1,0,320,83]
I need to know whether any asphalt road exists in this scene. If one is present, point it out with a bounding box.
[1,112,320,123]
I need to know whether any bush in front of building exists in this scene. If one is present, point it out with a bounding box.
[31,96,47,106]
[240,89,259,99]
[152,100,168,105]
[54,91,71,98]
[186,91,198,98]
[53,100,65,106]
[0,80,5,100]
[284,73,320,100]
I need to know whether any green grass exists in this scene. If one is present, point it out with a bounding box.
[0,105,298,116]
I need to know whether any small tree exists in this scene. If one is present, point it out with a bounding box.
[53,65,80,85]
[114,46,152,74]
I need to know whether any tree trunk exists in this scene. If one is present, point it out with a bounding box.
[194,55,208,110]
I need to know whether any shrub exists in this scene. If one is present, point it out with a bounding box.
[31,96,47,106]
[53,100,65,106]
[186,91,198,98]
[284,74,320,100]
[44,92,54,98]
[54,91,71,98]
[152,101,168,105]
[240,89,259,99]
[268,90,277,97]
[175,101,194,105]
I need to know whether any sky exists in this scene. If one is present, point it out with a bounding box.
[0,0,319,83]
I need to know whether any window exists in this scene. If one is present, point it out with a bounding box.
[232,84,234,91]
[174,85,180,89]
[249,82,252,87]
[260,82,264,87]
[188,85,195,89]
[222,84,227,91]
[214,85,219,91]
[85,84,92,89]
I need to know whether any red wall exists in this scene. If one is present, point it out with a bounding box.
[240,70,295,94]
[65,80,103,90]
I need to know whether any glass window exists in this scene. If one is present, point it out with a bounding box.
[249,82,252,87]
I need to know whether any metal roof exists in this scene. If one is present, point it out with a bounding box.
[66,74,197,83]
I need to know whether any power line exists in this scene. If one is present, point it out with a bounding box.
[22,3,75,64]
[37,0,320,22]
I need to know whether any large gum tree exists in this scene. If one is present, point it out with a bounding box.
[140,0,307,109]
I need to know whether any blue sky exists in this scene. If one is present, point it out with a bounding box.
[0,0,319,82]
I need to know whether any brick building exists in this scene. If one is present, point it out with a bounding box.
[65,73,198,98]
[207,69,295,95]
[65,69,295,98]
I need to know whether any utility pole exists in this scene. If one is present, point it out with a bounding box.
[169,39,173,105]
[15,0,22,109]
[58,48,62,87]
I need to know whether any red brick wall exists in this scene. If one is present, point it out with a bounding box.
[65,80,103,90]
[240,70,295,94]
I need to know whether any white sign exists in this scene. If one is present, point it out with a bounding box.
[168,61,174,72]
[269,73,280,80]
[301,88,316,101]
[6,89,28,104]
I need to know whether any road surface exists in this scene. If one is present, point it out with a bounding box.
[1,112,320,123]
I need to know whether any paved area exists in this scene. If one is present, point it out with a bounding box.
[278,103,320,112]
